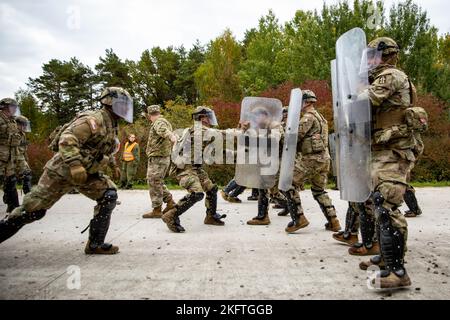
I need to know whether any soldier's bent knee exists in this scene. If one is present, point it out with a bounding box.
[98,189,118,210]
[10,207,46,224]
[193,192,205,202]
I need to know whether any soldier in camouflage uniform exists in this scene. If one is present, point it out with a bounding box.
[271,106,288,215]
[0,98,21,213]
[0,87,132,255]
[142,105,177,219]
[162,106,239,232]
[403,132,424,217]
[283,90,341,233]
[358,37,427,288]
[221,107,288,208]
[244,106,282,226]
[14,115,33,194]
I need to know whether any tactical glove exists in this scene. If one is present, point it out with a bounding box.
[70,164,87,185]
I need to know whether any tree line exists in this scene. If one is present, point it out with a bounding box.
[12,0,450,183]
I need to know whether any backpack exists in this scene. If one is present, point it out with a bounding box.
[48,113,90,152]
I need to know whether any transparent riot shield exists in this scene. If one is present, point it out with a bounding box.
[278,88,302,191]
[335,27,372,202]
[330,59,340,180]
[235,97,282,189]
[328,133,337,177]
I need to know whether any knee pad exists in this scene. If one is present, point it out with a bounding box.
[10,208,46,225]
[4,175,17,188]
[372,191,385,206]
[98,189,118,211]
[372,191,390,225]
[192,192,205,202]
[27,209,46,223]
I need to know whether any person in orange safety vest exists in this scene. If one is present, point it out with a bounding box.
[120,133,140,189]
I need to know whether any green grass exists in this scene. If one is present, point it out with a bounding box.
[409,181,450,187]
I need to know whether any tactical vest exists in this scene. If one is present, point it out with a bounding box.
[146,117,173,158]
[372,74,427,147]
[49,109,118,172]
[78,110,118,171]
[0,113,21,163]
[301,110,328,155]
[123,142,137,162]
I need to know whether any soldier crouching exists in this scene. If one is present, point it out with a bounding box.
[0,87,133,255]
[162,106,239,233]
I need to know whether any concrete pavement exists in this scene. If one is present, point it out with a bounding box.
[0,187,449,300]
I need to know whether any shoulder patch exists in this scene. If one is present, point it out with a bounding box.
[378,76,386,84]
[87,118,99,133]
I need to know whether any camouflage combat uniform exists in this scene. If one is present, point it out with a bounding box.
[14,121,32,194]
[164,124,225,232]
[146,112,174,211]
[0,86,132,254]
[0,99,21,213]
[162,107,238,232]
[359,37,424,288]
[286,107,341,231]
[403,132,424,217]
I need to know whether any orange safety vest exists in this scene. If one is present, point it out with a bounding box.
[123,142,137,162]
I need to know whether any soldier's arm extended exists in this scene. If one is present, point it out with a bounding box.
[154,119,174,139]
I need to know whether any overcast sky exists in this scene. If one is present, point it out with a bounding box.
[0,0,448,98]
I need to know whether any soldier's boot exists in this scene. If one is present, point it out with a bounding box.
[0,208,46,244]
[220,190,230,202]
[403,187,422,218]
[204,186,226,226]
[142,206,162,219]
[161,208,183,233]
[333,203,359,245]
[282,190,309,233]
[285,214,309,233]
[349,202,379,255]
[348,242,380,256]
[162,197,176,214]
[221,190,242,203]
[247,190,270,225]
[162,192,204,233]
[22,171,33,194]
[333,231,359,246]
[247,188,259,201]
[84,189,119,255]
[4,175,20,213]
[312,189,341,232]
[228,185,246,203]
[277,209,288,216]
[221,180,242,203]
[223,179,238,195]
[325,217,341,232]
[371,191,411,289]
[359,255,386,271]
